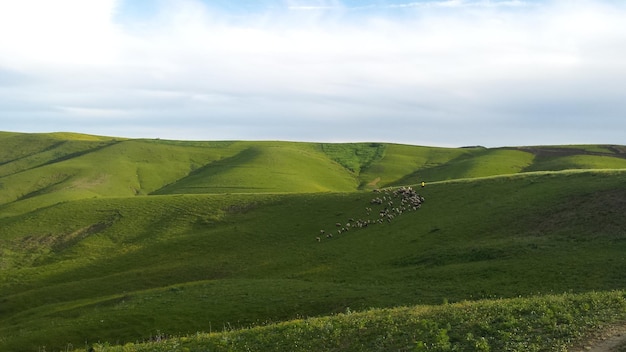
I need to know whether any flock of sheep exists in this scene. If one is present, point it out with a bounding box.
[316,186,425,242]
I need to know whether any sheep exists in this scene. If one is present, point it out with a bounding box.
[370,198,383,205]
[310,186,427,244]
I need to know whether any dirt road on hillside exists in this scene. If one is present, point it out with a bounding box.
[570,323,626,352]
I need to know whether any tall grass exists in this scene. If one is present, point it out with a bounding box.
[88,291,626,352]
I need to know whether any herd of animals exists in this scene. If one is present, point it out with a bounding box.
[316,186,425,242]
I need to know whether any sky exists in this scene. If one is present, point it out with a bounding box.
[1,0,625,147]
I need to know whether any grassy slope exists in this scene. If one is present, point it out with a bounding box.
[2,132,626,350]
[518,145,626,172]
[364,145,537,187]
[0,137,246,216]
[153,142,358,194]
[92,291,626,352]
[3,132,626,215]
[1,170,626,350]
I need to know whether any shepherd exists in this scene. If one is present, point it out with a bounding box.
[421,181,425,188]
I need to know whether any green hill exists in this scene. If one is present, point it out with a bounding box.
[153,142,358,194]
[2,132,626,216]
[1,131,626,351]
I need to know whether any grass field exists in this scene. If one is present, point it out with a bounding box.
[1,132,626,351]
[87,290,626,352]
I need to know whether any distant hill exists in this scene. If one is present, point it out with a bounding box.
[1,131,626,351]
[2,131,625,215]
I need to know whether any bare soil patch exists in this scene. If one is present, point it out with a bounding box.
[571,323,626,352]
[367,177,381,187]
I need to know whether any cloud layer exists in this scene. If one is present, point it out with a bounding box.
[1,0,625,146]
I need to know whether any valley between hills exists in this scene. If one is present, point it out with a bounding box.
[1,131,626,351]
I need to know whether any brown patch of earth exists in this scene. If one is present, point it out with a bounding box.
[570,323,626,352]
[71,173,111,189]
[367,177,381,187]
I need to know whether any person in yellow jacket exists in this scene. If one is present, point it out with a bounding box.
[421,181,425,188]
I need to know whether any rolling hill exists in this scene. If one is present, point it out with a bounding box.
[2,131,626,214]
[1,131,626,351]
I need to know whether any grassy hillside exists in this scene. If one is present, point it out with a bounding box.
[2,132,626,216]
[2,132,626,350]
[1,169,626,350]
[87,291,626,352]
[153,142,358,194]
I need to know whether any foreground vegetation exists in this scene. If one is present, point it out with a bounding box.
[87,291,626,352]
[1,132,626,351]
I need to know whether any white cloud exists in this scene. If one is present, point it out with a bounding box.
[0,0,121,69]
[386,0,529,9]
[1,0,626,146]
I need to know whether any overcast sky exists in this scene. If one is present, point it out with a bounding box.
[1,0,625,147]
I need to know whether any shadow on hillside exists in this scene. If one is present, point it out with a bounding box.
[151,147,261,195]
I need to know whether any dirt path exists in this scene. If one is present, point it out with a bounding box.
[570,323,626,352]
[367,177,381,187]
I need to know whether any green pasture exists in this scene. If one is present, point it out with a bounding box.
[2,132,626,216]
[153,142,358,194]
[1,169,626,350]
[88,290,626,352]
[1,132,626,350]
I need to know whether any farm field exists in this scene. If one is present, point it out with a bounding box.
[1,131,626,351]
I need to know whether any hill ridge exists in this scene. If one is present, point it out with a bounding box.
[2,131,625,214]
[2,131,626,350]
